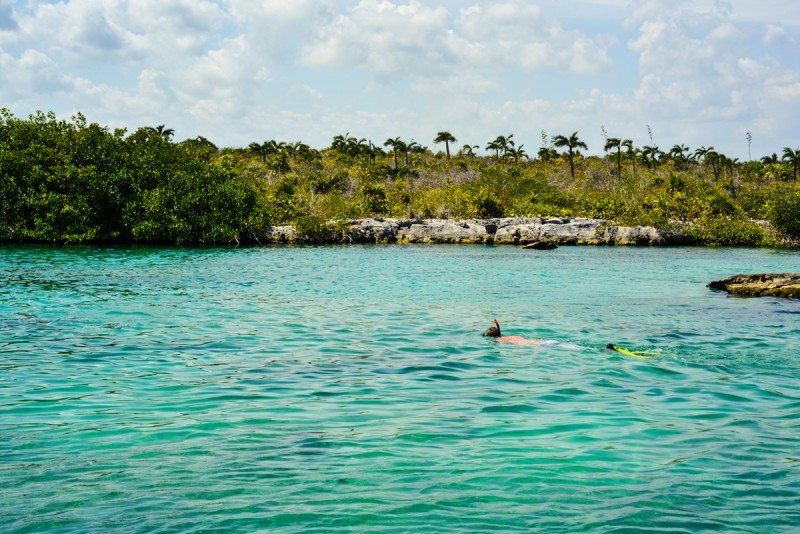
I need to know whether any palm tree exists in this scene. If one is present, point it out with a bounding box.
[642,145,662,170]
[356,138,371,160]
[486,139,501,160]
[694,146,713,164]
[332,133,354,156]
[290,141,305,159]
[537,146,558,162]
[761,153,780,165]
[485,134,514,160]
[249,142,266,163]
[623,140,638,181]
[495,134,514,155]
[505,145,528,165]
[249,140,279,163]
[486,141,500,159]
[669,144,691,169]
[433,131,457,161]
[295,143,319,163]
[147,124,174,141]
[279,141,296,160]
[460,144,479,158]
[384,137,404,169]
[604,137,627,179]
[553,132,588,180]
[695,146,720,180]
[783,147,800,181]
[363,141,381,165]
[405,140,424,166]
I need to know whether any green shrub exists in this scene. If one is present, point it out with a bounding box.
[767,187,800,239]
[578,193,627,220]
[294,215,331,238]
[683,216,769,246]
[355,183,388,216]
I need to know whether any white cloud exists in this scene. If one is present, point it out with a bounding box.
[301,0,611,81]
[177,36,264,119]
[224,0,337,60]
[13,0,226,64]
[456,2,612,74]
[0,49,73,100]
[727,0,800,27]
[764,23,797,47]
[301,0,453,79]
[0,0,798,156]
[629,2,754,113]
[411,73,502,96]
[622,0,800,152]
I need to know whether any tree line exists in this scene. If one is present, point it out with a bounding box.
[255,127,800,184]
[0,110,268,244]
[1,109,799,245]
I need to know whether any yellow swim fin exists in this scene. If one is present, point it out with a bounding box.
[606,344,650,358]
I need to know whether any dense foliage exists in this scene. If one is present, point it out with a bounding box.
[1,110,798,245]
[0,110,268,244]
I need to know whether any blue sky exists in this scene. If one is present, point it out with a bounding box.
[1,0,798,159]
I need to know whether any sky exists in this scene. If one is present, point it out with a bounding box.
[0,0,798,159]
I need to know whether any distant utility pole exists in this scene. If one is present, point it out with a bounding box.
[746,131,752,161]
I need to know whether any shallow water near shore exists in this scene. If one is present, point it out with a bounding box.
[2,244,799,532]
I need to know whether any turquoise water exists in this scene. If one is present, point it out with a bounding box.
[1,245,799,533]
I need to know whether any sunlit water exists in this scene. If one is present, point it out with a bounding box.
[1,244,799,533]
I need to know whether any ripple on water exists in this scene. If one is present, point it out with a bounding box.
[2,245,800,532]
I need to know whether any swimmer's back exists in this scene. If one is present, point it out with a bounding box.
[497,336,544,346]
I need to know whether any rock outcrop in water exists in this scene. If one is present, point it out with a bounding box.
[262,217,690,246]
[708,273,800,299]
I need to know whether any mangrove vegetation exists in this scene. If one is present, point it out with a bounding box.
[1,109,799,246]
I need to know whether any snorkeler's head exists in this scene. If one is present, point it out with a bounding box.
[483,318,501,337]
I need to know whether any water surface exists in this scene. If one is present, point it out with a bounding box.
[1,245,799,532]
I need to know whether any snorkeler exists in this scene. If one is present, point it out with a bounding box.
[483,320,644,354]
[482,319,545,346]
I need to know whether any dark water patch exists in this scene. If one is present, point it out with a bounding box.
[481,404,538,414]
[707,390,755,403]
[440,360,481,370]
[396,432,464,443]
[372,364,454,375]
[683,411,732,421]
[535,387,591,403]
[309,390,348,398]
[426,374,461,381]
[589,378,632,391]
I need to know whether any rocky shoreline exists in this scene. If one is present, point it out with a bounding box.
[709,273,800,299]
[262,217,692,246]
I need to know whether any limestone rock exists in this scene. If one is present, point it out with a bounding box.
[263,217,684,246]
[345,218,399,243]
[708,273,800,299]
[262,224,298,243]
[396,219,490,244]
